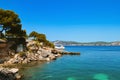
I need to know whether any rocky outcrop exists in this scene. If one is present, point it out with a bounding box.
[2,40,62,65]
[0,40,80,80]
[51,49,80,55]
[0,67,21,80]
[4,48,61,65]
[3,40,79,65]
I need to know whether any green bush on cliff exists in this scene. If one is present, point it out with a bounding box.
[29,31,54,48]
[44,40,54,48]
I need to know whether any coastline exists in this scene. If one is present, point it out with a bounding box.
[0,41,80,80]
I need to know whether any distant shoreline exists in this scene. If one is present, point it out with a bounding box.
[64,45,120,46]
[53,40,120,46]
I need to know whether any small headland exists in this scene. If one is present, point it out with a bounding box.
[52,49,80,55]
[0,40,80,80]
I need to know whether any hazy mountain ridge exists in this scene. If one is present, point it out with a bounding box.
[53,40,120,46]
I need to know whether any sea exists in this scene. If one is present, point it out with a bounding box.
[21,46,120,80]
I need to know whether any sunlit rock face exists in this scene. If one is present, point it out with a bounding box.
[0,67,21,80]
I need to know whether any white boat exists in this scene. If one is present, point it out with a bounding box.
[55,44,65,50]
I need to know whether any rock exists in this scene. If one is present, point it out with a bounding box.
[27,41,39,52]
[41,49,49,58]
[49,54,56,60]
[37,50,42,54]
[51,49,58,54]
[2,73,15,80]
[15,73,22,79]
[57,54,62,57]
[7,58,15,64]
[4,42,64,65]
[0,67,21,80]
[46,58,50,61]
[38,56,43,60]
[14,54,19,59]
[9,68,19,74]
[22,59,28,64]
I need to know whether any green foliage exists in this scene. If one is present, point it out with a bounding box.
[29,31,46,42]
[44,40,55,48]
[36,34,46,42]
[0,9,26,38]
[29,31,54,48]
[0,9,54,48]
[29,31,38,39]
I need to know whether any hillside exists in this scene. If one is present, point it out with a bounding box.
[53,40,120,46]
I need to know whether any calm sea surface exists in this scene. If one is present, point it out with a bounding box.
[21,46,120,80]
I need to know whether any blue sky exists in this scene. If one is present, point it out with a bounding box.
[0,0,120,42]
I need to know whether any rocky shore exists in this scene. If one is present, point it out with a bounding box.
[0,67,21,80]
[0,41,80,80]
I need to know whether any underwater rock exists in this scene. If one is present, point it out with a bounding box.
[93,73,109,80]
[67,77,76,80]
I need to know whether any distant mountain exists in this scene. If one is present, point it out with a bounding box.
[53,40,120,46]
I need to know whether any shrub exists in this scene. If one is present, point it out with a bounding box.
[19,52,26,57]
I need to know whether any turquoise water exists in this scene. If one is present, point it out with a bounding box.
[21,46,120,80]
